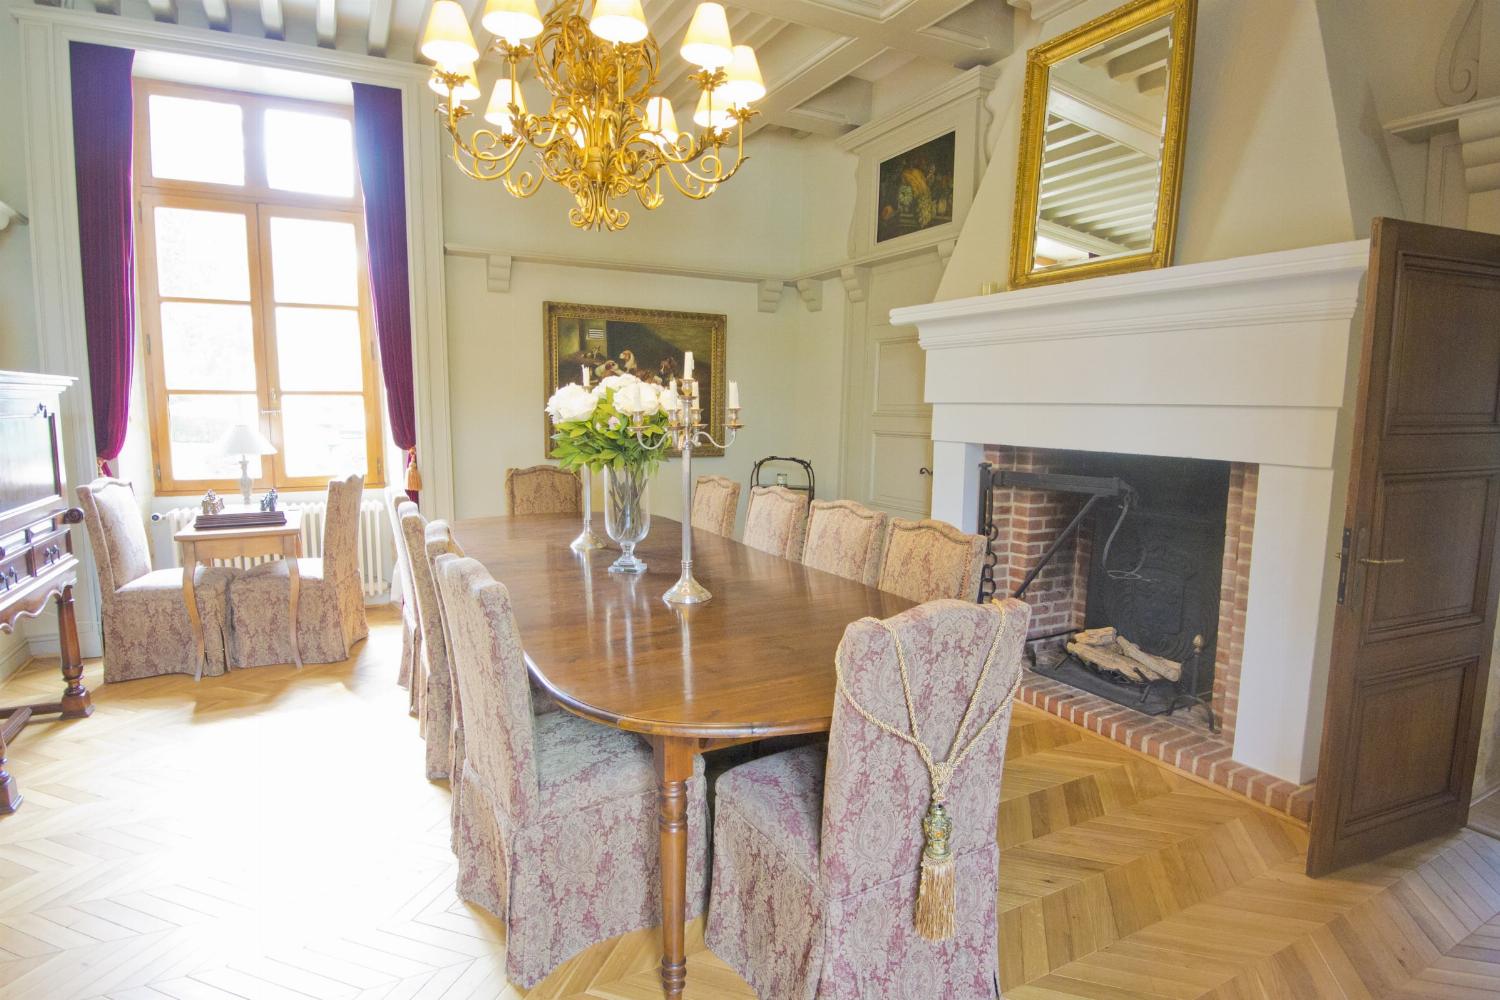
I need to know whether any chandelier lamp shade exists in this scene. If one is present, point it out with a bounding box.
[420,0,766,231]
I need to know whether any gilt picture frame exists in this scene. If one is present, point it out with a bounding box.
[543,301,728,457]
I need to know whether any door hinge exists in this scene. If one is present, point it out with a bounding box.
[153,462,162,484]
[1336,526,1352,605]
[376,456,384,479]
[143,332,151,356]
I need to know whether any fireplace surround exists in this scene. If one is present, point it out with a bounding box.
[893,241,1371,818]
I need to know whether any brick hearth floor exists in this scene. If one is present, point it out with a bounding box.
[1020,669,1315,822]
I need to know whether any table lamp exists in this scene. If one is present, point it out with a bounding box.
[218,424,277,507]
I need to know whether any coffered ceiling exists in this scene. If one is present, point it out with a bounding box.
[113,0,1016,137]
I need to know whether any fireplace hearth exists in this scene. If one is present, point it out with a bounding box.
[978,450,1230,731]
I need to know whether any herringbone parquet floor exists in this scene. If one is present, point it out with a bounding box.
[2,608,1499,999]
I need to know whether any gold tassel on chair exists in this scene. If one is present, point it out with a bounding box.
[915,799,956,941]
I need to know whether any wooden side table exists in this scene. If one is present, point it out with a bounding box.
[175,510,304,679]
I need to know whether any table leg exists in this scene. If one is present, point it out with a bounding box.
[181,544,205,681]
[55,585,92,718]
[653,736,695,999]
[285,537,303,669]
[0,723,20,814]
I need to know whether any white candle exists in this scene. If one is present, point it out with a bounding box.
[727,380,739,409]
[691,379,700,399]
[581,365,590,388]
[682,351,694,379]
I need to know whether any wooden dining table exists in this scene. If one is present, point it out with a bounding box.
[451,512,912,998]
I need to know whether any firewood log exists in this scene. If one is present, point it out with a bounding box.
[1116,636,1182,683]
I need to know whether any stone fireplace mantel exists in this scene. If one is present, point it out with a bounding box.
[893,241,1370,788]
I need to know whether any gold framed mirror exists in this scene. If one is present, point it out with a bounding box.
[1008,0,1197,289]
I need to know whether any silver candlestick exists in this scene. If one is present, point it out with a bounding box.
[631,375,743,606]
[570,467,606,552]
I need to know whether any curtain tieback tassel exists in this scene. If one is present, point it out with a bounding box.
[404,448,422,492]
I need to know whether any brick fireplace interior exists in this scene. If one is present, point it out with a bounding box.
[984,445,1313,819]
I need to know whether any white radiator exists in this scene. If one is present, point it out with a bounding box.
[151,498,393,600]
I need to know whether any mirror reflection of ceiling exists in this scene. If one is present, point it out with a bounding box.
[1034,14,1172,267]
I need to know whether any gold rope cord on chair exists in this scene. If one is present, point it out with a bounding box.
[832,604,1020,940]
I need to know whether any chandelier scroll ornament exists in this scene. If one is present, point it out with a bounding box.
[422,0,765,231]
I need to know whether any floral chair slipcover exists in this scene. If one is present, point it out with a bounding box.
[742,484,809,559]
[227,475,369,667]
[877,518,987,604]
[801,499,889,587]
[76,478,237,682]
[706,597,1029,999]
[691,474,741,536]
[505,465,581,516]
[435,554,710,988]
[386,486,420,695]
[400,501,454,780]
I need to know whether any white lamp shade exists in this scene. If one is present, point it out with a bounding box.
[219,423,277,457]
[681,2,732,69]
[484,78,529,131]
[721,45,765,105]
[644,96,679,143]
[693,90,734,129]
[590,0,649,44]
[481,0,543,42]
[421,0,480,70]
[429,62,482,102]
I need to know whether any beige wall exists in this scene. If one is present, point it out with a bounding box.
[442,256,845,528]
[438,126,852,529]
[1,10,39,373]
[937,0,1452,301]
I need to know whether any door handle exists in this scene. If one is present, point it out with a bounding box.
[1358,557,1405,566]
[918,467,932,477]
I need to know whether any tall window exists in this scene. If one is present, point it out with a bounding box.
[135,81,385,494]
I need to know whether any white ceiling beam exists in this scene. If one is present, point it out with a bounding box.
[368,0,396,56]
[746,36,884,136]
[1104,37,1168,82]
[261,0,285,40]
[316,0,338,47]
[146,0,178,20]
[723,0,996,65]
[1136,67,1167,94]
[202,0,230,30]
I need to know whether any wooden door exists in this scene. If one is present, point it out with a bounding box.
[1309,218,1500,876]
[841,255,940,517]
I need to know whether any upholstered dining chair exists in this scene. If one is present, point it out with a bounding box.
[691,474,741,536]
[505,464,581,515]
[706,597,1030,999]
[801,499,889,587]
[877,517,987,604]
[227,475,369,667]
[742,484,810,559]
[76,478,237,682]
[435,554,710,988]
[399,501,452,780]
[385,486,420,695]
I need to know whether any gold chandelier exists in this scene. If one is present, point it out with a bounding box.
[420,0,765,231]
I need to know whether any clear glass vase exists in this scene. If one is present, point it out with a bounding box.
[603,464,651,574]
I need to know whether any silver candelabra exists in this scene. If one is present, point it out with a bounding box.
[631,375,743,605]
[570,468,606,552]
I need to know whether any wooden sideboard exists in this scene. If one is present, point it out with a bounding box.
[0,371,91,813]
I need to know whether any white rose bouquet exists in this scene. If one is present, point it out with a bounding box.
[546,372,677,475]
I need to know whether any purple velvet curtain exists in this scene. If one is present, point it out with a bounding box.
[69,42,137,477]
[350,83,420,502]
